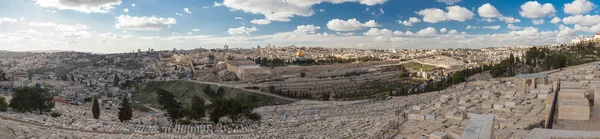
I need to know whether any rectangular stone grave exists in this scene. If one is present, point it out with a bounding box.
[558,101,590,121]
[595,90,600,106]
[412,105,421,111]
[482,102,493,109]
[461,114,495,139]
[558,89,586,100]
[493,103,504,110]
[505,101,517,108]
[430,131,448,139]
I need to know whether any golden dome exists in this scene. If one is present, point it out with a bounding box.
[296,50,304,57]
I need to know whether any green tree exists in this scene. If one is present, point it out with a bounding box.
[0,70,6,81]
[208,98,228,123]
[268,85,276,94]
[208,97,260,123]
[9,86,55,114]
[92,96,100,119]
[188,96,206,121]
[322,93,330,101]
[113,74,120,87]
[0,96,7,112]
[216,87,225,95]
[156,89,182,124]
[118,97,132,122]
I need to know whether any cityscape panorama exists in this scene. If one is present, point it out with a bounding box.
[2,0,600,138]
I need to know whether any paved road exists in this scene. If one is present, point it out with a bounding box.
[185,80,299,102]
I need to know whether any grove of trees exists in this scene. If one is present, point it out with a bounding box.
[9,86,55,114]
[155,88,261,125]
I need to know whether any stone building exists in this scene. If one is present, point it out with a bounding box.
[514,74,548,93]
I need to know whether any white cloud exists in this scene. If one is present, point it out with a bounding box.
[519,1,556,18]
[60,31,92,38]
[29,22,89,32]
[562,15,600,26]
[436,0,461,5]
[29,22,57,27]
[192,29,201,32]
[294,25,321,34]
[0,17,18,25]
[123,8,129,12]
[478,3,502,18]
[507,27,540,36]
[564,0,596,15]
[176,13,183,16]
[466,25,478,29]
[440,28,447,33]
[416,6,474,23]
[319,9,325,12]
[507,24,522,30]
[416,8,447,23]
[97,33,132,39]
[363,20,379,28]
[235,17,245,20]
[448,29,459,34]
[219,0,388,22]
[139,36,161,40]
[336,32,354,36]
[483,25,501,30]
[532,19,544,25]
[416,27,437,35]
[326,18,380,31]
[363,28,393,36]
[557,26,577,37]
[228,26,257,35]
[446,6,474,21]
[56,24,88,32]
[131,3,135,7]
[498,17,521,23]
[550,17,561,24]
[44,10,57,13]
[14,29,42,35]
[250,19,272,25]
[184,8,192,14]
[34,0,122,13]
[398,17,421,26]
[115,15,176,31]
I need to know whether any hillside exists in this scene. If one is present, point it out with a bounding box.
[132,81,293,108]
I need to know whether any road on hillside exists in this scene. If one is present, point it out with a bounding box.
[185,80,299,102]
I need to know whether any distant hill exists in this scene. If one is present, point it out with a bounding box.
[132,81,293,108]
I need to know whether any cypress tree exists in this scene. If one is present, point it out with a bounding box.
[118,97,132,122]
[92,96,100,119]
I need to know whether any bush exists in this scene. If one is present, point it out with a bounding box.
[83,97,92,102]
[0,96,7,112]
[50,112,61,117]
[177,118,191,125]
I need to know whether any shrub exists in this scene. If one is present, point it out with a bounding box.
[50,112,61,117]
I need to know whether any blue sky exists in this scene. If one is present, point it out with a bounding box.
[0,0,598,53]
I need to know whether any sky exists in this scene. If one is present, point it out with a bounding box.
[0,0,599,53]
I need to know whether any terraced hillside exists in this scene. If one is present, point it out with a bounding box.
[133,81,294,108]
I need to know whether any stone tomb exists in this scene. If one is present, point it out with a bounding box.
[557,98,590,120]
[461,114,495,139]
